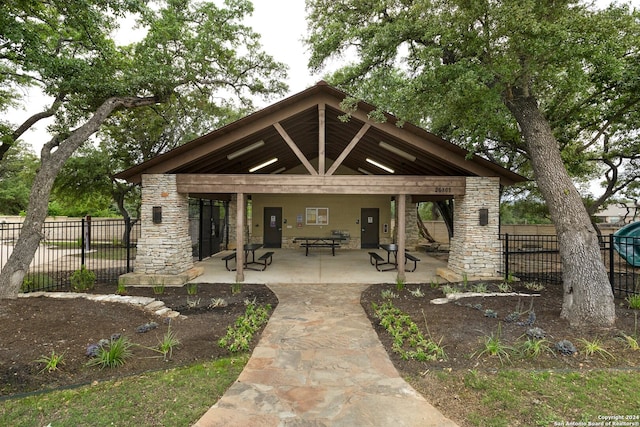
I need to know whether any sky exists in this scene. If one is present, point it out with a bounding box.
[245,0,323,100]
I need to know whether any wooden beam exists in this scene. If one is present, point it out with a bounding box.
[273,122,318,176]
[396,193,406,282]
[326,123,371,176]
[176,174,466,196]
[318,104,325,176]
[235,193,245,282]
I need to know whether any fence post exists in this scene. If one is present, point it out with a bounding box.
[503,233,510,281]
[85,215,91,252]
[609,233,615,289]
[125,217,131,273]
[81,217,86,266]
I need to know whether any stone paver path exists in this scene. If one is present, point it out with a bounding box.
[195,283,458,427]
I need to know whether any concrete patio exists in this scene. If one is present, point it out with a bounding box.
[191,248,448,286]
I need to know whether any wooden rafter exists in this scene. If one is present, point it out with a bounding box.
[326,123,371,176]
[273,122,317,175]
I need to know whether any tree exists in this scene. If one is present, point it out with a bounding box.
[0,141,39,214]
[0,0,287,298]
[305,0,640,326]
[53,95,244,221]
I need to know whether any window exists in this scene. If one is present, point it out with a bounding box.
[306,207,329,225]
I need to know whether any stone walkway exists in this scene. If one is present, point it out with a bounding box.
[194,283,458,427]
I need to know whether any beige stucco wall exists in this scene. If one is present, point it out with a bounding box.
[250,194,393,249]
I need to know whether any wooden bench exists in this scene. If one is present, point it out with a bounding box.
[256,251,274,271]
[404,252,420,272]
[222,252,236,271]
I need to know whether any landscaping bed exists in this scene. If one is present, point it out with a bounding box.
[0,283,277,397]
[360,280,640,426]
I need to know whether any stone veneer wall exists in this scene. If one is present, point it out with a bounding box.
[447,177,501,278]
[135,174,193,275]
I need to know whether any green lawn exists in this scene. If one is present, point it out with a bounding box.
[0,355,248,427]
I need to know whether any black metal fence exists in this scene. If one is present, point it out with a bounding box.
[0,218,140,292]
[502,233,640,297]
[3,220,638,296]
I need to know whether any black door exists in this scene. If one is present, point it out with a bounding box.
[361,208,379,248]
[200,200,221,259]
[263,207,282,248]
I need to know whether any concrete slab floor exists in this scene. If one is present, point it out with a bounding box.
[191,249,448,285]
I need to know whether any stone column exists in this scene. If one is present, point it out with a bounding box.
[441,177,502,280]
[125,174,194,285]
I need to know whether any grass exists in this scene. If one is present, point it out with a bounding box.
[0,356,248,427]
[410,369,640,427]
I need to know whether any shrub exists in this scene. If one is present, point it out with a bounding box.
[116,280,127,295]
[186,283,198,295]
[218,303,272,353]
[517,337,553,359]
[626,294,640,310]
[86,335,133,369]
[70,265,96,292]
[373,301,446,362]
[474,324,514,364]
[578,338,614,360]
[35,350,65,373]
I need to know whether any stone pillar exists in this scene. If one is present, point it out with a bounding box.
[131,174,194,280]
[442,177,501,280]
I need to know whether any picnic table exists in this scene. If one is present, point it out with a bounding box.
[293,236,347,256]
[222,243,274,271]
[369,244,420,271]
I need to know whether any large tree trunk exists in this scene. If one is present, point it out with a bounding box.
[0,96,159,299]
[507,94,615,327]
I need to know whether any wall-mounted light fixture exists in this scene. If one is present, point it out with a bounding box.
[479,208,489,226]
[249,157,278,173]
[366,158,395,174]
[152,206,162,224]
[379,141,416,162]
[227,140,265,160]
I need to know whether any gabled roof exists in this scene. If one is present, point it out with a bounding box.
[116,81,525,186]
